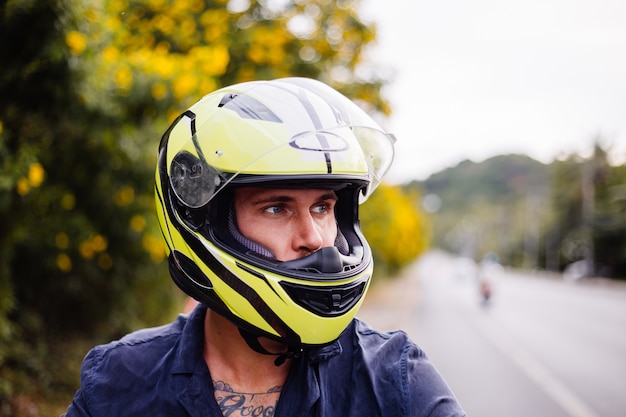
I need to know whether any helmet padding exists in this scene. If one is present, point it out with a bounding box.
[227,204,350,259]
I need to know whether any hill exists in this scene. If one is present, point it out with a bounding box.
[419,154,549,208]
[405,154,551,265]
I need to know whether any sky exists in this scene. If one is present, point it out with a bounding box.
[360,0,626,183]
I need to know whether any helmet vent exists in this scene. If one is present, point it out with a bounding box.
[279,280,367,317]
[219,93,282,122]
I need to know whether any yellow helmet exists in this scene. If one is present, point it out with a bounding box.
[155,78,395,351]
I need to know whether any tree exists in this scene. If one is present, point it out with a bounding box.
[360,184,430,276]
[68,0,389,123]
[549,143,626,277]
[1,0,174,408]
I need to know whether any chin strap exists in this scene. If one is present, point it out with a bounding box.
[238,328,304,366]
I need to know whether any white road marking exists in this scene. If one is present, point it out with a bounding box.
[473,309,601,417]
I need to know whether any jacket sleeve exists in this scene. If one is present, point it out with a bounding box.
[355,320,466,417]
[403,341,467,417]
[62,390,91,417]
[61,348,101,417]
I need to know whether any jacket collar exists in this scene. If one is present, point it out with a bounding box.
[171,303,209,375]
[171,303,346,416]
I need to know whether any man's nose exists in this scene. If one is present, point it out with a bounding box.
[292,213,324,256]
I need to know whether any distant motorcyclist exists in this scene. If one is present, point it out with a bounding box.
[478,252,502,305]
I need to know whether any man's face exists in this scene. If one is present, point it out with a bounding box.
[233,187,339,262]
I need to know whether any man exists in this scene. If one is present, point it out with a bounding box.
[64,78,465,416]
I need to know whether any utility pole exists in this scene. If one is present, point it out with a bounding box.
[581,157,595,276]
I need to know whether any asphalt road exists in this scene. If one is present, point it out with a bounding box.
[357,250,626,417]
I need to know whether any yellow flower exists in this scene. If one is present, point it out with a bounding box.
[66,31,88,55]
[198,45,229,75]
[109,0,129,14]
[247,44,264,64]
[143,234,166,262]
[79,240,95,259]
[85,7,98,23]
[61,193,76,210]
[154,15,176,35]
[28,162,45,187]
[104,15,122,32]
[91,234,108,252]
[130,214,146,232]
[114,65,133,90]
[98,253,113,270]
[180,17,197,36]
[57,253,72,272]
[155,42,170,55]
[102,46,120,63]
[199,78,217,96]
[55,233,70,249]
[153,55,175,78]
[148,0,166,9]
[190,0,205,12]
[114,185,135,206]
[79,235,108,260]
[151,82,168,100]
[172,73,198,100]
[16,177,30,196]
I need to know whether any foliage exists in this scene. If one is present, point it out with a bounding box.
[0,0,176,411]
[0,0,390,413]
[69,0,389,122]
[410,149,626,278]
[360,184,430,277]
[547,145,626,277]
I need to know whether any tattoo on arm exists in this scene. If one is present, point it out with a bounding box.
[212,380,282,417]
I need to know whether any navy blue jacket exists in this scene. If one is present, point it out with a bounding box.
[64,304,465,416]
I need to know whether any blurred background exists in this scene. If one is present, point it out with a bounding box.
[0,0,624,415]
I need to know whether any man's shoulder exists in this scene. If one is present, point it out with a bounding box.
[99,313,186,352]
[331,318,427,380]
[81,313,191,382]
[64,308,211,415]
[351,318,423,358]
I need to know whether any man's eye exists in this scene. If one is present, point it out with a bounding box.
[312,204,330,214]
[264,205,283,214]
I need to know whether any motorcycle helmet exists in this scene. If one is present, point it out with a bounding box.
[155,77,395,353]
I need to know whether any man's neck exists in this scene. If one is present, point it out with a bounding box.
[203,309,292,394]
